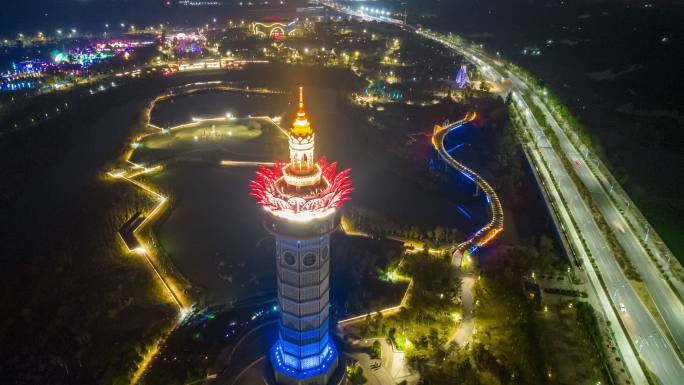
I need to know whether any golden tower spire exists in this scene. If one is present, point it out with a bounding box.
[299,86,304,110]
[291,86,313,138]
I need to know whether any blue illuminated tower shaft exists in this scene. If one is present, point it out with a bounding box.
[251,88,349,385]
[265,214,339,385]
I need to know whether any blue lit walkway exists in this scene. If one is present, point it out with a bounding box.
[432,113,504,254]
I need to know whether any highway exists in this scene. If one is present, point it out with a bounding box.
[512,84,681,385]
[429,33,684,385]
[318,2,684,384]
[528,90,684,355]
[536,97,684,302]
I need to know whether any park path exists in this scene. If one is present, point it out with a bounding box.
[447,275,475,348]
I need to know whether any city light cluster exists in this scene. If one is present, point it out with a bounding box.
[358,6,391,16]
[1,39,150,92]
[51,39,150,66]
[166,32,206,54]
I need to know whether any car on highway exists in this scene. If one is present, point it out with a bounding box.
[620,302,627,313]
[575,159,582,166]
[613,221,626,234]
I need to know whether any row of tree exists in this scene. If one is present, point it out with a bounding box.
[344,206,462,248]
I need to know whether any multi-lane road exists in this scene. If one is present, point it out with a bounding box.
[454,40,684,384]
[507,78,682,385]
[319,2,684,384]
[528,88,684,352]
[425,31,684,385]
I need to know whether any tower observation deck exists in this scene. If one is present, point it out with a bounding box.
[250,87,353,385]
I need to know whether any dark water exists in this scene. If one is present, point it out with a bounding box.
[153,165,275,305]
[150,90,291,128]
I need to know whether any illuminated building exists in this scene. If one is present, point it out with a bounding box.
[364,80,404,101]
[177,0,222,6]
[166,32,206,55]
[251,88,352,385]
[251,21,303,39]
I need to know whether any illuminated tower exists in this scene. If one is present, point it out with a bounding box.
[251,88,353,385]
[455,64,469,89]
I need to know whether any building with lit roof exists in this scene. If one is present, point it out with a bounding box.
[251,20,304,39]
[250,88,352,385]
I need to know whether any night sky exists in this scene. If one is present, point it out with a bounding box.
[0,0,201,36]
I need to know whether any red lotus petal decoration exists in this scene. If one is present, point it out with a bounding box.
[250,158,353,217]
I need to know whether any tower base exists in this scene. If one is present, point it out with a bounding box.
[270,341,340,385]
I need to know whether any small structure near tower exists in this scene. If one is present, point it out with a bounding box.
[455,64,470,89]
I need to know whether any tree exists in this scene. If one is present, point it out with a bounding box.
[370,340,382,359]
[505,91,513,105]
[428,327,442,349]
[346,363,367,385]
[449,228,460,242]
[479,81,491,92]
[538,235,556,268]
[409,225,420,239]
[434,226,445,243]
[364,313,372,336]
[373,311,385,334]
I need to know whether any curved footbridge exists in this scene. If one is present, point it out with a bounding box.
[432,113,504,257]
